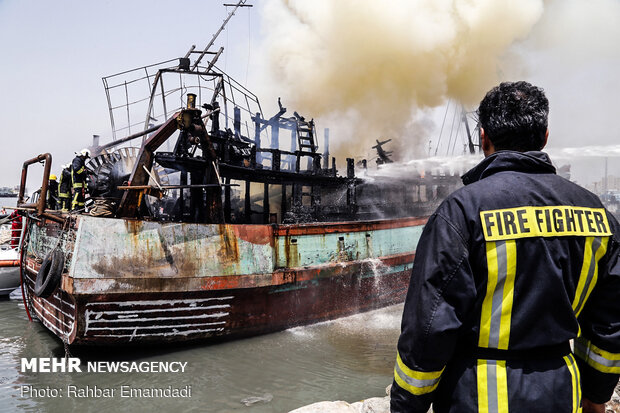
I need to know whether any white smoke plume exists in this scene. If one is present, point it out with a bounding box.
[258,0,545,160]
[523,0,620,185]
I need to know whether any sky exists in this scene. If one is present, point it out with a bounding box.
[0,0,618,190]
[0,0,261,190]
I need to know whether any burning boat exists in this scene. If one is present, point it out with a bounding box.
[16,2,461,345]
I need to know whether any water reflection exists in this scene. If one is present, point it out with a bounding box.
[0,298,403,412]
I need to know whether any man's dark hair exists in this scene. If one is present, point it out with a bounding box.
[477,81,549,152]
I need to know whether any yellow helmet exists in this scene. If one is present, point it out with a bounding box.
[50,174,57,181]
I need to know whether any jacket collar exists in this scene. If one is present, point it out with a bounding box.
[462,150,556,185]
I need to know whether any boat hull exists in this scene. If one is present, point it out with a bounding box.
[22,216,425,345]
[0,248,21,296]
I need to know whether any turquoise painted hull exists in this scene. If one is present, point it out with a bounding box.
[23,215,426,344]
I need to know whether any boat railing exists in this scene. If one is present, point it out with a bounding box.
[254,147,335,176]
[0,216,25,252]
[102,61,263,148]
[16,153,64,224]
[18,154,51,215]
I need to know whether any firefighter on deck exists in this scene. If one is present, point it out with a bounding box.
[46,174,58,210]
[391,82,619,413]
[71,149,90,210]
[58,164,72,211]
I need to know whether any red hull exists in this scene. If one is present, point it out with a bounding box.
[24,262,410,345]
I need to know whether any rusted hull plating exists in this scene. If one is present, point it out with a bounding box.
[23,260,76,341]
[23,216,425,345]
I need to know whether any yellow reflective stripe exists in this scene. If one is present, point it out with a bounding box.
[590,341,620,361]
[479,241,516,349]
[393,353,444,396]
[571,353,582,413]
[76,166,85,174]
[573,236,594,313]
[477,359,508,413]
[72,193,84,209]
[396,353,444,381]
[564,355,577,413]
[479,242,497,348]
[496,360,509,412]
[393,368,441,396]
[498,240,516,349]
[574,337,620,373]
[572,354,582,412]
[477,359,489,413]
[564,355,579,413]
[573,237,609,317]
[581,237,608,315]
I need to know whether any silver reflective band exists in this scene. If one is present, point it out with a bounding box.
[574,338,620,370]
[393,353,444,395]
[394,362,441,389]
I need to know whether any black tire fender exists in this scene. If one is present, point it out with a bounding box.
[34,249,65,298]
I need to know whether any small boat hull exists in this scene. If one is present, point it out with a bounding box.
[0,265,20,296]
[0,247,21,297]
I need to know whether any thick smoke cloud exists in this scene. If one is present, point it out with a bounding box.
[258,0,544,160]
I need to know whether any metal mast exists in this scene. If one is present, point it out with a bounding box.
[191,0,253,70]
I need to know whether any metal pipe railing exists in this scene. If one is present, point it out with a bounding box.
[18,153,52,216]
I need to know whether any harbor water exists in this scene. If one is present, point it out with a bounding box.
[0,298,402,412]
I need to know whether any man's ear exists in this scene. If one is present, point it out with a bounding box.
[481,128,495,157]
[540,129,549,150]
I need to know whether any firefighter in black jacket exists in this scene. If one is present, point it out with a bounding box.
[391,82,619,413]
[71,149,90,210]
[46,174,58,210]
[58,164,72,211]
